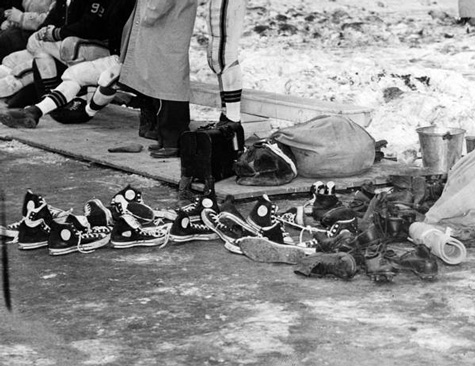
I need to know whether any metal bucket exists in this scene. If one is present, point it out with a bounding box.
[416,126,466,173]
[466,136,475,154]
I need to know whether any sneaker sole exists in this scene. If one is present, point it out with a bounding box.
[170,233,218,243]
[224,241,243,255]
[49,236,111,255]
[0,225,18,238]
[18,241,49,250]
[49,247,79,256]
[238,237,307,264]
[110,238,167,249]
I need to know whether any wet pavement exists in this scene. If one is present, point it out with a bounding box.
[1,140,475,366]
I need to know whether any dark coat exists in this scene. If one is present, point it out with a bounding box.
[42,0,111,41]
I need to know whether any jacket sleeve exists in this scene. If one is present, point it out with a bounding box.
[58,0,109,40]
[19,10,50,30]
[141,0,173,27]
[41,0,63,27]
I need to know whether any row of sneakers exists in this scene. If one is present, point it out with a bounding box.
[0,184,439,282]
[1,190,113,255]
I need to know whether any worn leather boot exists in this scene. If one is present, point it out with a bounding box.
[365,242,399,282]
[390,245,438,280]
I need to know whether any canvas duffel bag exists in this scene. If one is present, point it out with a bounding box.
[270,115,375,178]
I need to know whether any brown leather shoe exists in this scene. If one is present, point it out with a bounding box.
[148,143,163,152]
[150,148,179,158]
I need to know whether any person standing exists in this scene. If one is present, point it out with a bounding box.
[207,0,247,126]
[459,0,475,24]
[119,0,198,158]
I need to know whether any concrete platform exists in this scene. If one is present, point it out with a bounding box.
[0,103,437,201]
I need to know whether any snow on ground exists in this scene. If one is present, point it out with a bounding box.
[190,0,475,158]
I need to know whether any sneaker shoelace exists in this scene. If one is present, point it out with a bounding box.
[180,198,200,213]
[142,223,171,248]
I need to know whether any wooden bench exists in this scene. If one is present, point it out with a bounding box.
[190,81,373,133]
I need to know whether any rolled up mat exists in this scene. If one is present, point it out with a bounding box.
[409,222,466,265]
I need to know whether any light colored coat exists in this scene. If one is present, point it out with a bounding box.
[119,0,197,102]
[459,0,475,17]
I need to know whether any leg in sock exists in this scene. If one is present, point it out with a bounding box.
[207,0,247,122]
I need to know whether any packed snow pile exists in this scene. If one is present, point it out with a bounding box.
[190,0,475,157]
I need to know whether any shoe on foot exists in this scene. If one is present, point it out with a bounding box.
[294,252,357,280]
[110,214,170,249]
[0,105,42,129]
[150,147,179,158]
[237,236,308,264]
[49,98,92,124]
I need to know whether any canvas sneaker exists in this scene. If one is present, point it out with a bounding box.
[201,208,260,254]
[111,214,170,249]
[112,184,144,205]
[5,190,71,238]
[327,217,359,238]
[247,195,294,244]
[237,236,309,264]
[178,194,219,222]
[84,198,114,228]
[17,218,51,250]
[169,211,218,243]
[48,221,110,256]
[65,214,111,235]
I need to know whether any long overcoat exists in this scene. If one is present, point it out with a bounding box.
[119,0,197,102]
[459,0,475,17]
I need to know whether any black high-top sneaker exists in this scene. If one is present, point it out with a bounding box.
[4,190,48,237]
[110,214,170,249]
[17,218,51,250]
[326,216,359,238]
[364,242,399,282]
[110,185,145,221]
[169,211,218,243]
[48,221,110,256]
[84,199,113,229]
[201,208,260,254]
[66,214,111,236]
[277,207,307,229]
[294,252,357,280]
[177,193,219,223]
[247,195,294,244]
[303,181,341,221]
